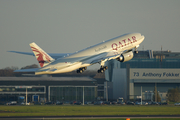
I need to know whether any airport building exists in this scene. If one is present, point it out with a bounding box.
[1,50,180,103]
[0,77,98,103]
[105,50,180,101]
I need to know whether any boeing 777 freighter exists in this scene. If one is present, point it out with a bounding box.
[10,33,144,75]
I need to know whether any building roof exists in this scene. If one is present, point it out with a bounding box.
[0,77,97,86]
[0,77,96,81]
[134,50,180,59]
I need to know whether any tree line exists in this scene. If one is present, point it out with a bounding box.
[0,64,39,76]
[153,86,180,102]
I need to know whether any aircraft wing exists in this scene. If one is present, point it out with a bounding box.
[8,51,71,59]
[90,54,120,65]
[83,51,123,65]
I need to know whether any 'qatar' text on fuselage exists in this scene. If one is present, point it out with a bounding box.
[112,36,137,51]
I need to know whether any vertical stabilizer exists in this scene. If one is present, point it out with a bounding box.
[30,42,54,67]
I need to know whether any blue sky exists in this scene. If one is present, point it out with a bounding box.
[0,0,180,69]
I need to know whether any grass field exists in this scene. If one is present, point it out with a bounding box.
[0,105,180,117]
[38,117,180,120]
[56,119,180,120]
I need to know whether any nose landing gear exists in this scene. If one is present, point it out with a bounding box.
[134,45,139,54]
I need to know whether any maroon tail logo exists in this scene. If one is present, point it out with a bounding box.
[31,47,51,67]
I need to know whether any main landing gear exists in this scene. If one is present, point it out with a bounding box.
[97,66,108,73]
[77,67,87,73]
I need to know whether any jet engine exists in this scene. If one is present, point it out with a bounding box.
[117,51,133,62]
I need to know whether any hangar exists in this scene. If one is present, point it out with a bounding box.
[105,50,180,101]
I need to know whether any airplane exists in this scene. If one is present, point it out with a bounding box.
[10,33,144,75]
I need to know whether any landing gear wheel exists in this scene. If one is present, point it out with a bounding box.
[102,66,108,70]
[79,69,83,73]
[77,67,87,73]
[100,68,104,73]
[98,69,104,73]
[97,66,108,73]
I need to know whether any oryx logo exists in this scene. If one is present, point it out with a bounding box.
[31,46,51,67]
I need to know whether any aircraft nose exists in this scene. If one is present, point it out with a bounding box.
[141,35,145,40]
[139,35,145,43]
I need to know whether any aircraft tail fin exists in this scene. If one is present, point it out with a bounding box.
[29,42,54,67]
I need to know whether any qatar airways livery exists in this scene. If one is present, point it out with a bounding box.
[10,33,144,75]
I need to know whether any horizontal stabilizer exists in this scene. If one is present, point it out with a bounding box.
[8,51,71,59]
[35,68,57,75]
[8,51,35,56]
[14,68,39,73]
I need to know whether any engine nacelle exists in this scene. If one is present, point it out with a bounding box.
[117,51,134,62]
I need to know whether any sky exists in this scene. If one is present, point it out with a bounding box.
[0,0,180,70]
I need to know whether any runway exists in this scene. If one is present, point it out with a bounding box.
[1,115,180,120]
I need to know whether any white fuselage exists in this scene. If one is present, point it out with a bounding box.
[36,33,144,75]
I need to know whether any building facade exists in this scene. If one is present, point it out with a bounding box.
[0,77,97,103]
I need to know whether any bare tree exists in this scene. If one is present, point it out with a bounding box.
[153,86,161,102]
[167,88,180,102]
[3,66,19,70]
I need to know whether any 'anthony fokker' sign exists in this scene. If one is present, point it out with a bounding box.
[130,69,180,79]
